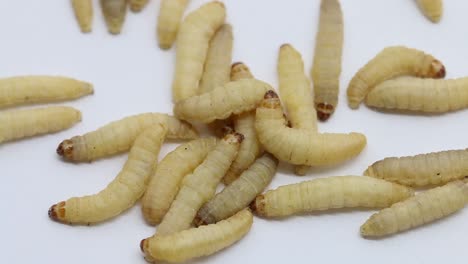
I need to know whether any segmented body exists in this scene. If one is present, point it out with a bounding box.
[157,0,189,49]
[71,0,93,33]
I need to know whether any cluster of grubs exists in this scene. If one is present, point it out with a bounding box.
[0,0,458,263]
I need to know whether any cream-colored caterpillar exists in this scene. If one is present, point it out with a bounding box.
[172,2,226,102]
[0,76,93,109]
[278,44,317,176]
[361,180,468,238]
[365,77,468,113]
[255,91,366,166]
[223,62,263,185]
[347,46,446,109]
[311,0,343,121]
[416,0,443,23]
[157,0,189,50]
[71,0,93,33]
[141,209,253,263]
[49,124,167,225]
[100,0,127,34]
[141,137,218,225]
[199,24,233,94]
[129,0,148,12]
[174,79,272,123]
[195,154,277,226]
[57,113,197,162]
[364,149,468,187]
[0,106,81,144]
[251,176,414,218]
[156,133,243,235]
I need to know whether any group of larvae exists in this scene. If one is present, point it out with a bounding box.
[0,0,458,263]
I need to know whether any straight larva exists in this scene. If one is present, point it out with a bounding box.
[71,0,93,33]
[311,0,343,120]
[141,138,218,225]
[156,133,243,235]
[100,0,127,34]
[196,154,277,226]
[0,76,93,109]
[364,149,468,187]
[365,77,468,113]
[141,209,253,263]
[361,180,468,237]
[171,2,226,102]
[174,79,272,123]
[255,91,366,166]
[416,0,443,23]
[0,106,81,144]
[129,0,149,12]
[346,46,445,109]
[251,176,414,218]
[57,113,198,162]
[199,24,233,94]
[49,124,167,225]
[157,0,189,49]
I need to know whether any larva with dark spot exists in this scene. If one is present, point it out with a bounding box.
[100,0,127,34]
[157,0,189,50]
[416,0,443,23]
[250,176,414,218]
[347,46,445,109]
[71,0,93,33]
[361,180,467,238]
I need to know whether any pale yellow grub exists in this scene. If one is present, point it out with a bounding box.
[361,180,468,237]
[100,0,127,34]
[129,0,149,12]
[157,0,189,49]
[57,113,197,162]
[72,0,93,33]
[142,137,218,225]
[251,176,414,218]
[416,0,443,23]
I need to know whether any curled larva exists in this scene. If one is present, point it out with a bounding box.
[157,0,189,50]
[255,91,366,166]
[100,0,127,34]
[312,0,343,121]
[56,113,198,162]
[172,2,226,102]
[364,149,468,187]
[141,137,218,225]
[0,76,93,109]
[365,77,468,113]
[278,44,317,176]
[156,132,243,235]
[71,0,93,33]
[174,79,272,123]
[416,0,443,23]
[361,180,468,238]
[129,0,149,12]
[49,124,167,225]
[0,106,81,144]
[346,46,446,109]
[141,209,253,263]
[250,176,414,218]
[195,154,277,226]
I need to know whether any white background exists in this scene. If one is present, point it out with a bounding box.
[0,0,467,263]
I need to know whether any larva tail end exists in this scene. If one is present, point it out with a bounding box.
[224,132,245,144]
[431,60,446,78]
[56,139,75,159]
[362,167,373,177]
[130,4,144,13]
[140,239,148,253]
[348,100,360,110]
[294,165,309,176]
[249,195,265,215]
[83,82,94,94]
[212,1,226,9]
[280,43,292,49]
[360,222,373,238]
[158,42,172,50]
[48,201,66,222]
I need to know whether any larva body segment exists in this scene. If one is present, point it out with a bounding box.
[57,113,197,162]
[312,0,343,120]
[199,24,233,94]
[346,46,446,109]
[129,0,148,12]
[141,138,218,225]
[0,106,81,144]
[156,133,243,235]
[364,149,468,187]
[0,76,93,109]
[49,124,167,225]
[416,0,443,23]
[172,2,226,102]
[196,154,278,226]
[100,0,127,34]
[361,180,468,237]
[157,0,189,50]
[141,209,253,263]
[365,77,468,113]
[71,0,93,33]
[251,176,414,218]
[255,91,366,166]
[174,79,272,123]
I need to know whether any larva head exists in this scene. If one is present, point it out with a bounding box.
[221,125,234,136]
[249,195,266,216]
[230,62,253,81]
[223,132,245,145]
[56,139,74,159]
[430,59,446,78]
[193,212,215,227]
[48,201,67,223]
[316,103,335,121]
[260,90,281,109]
